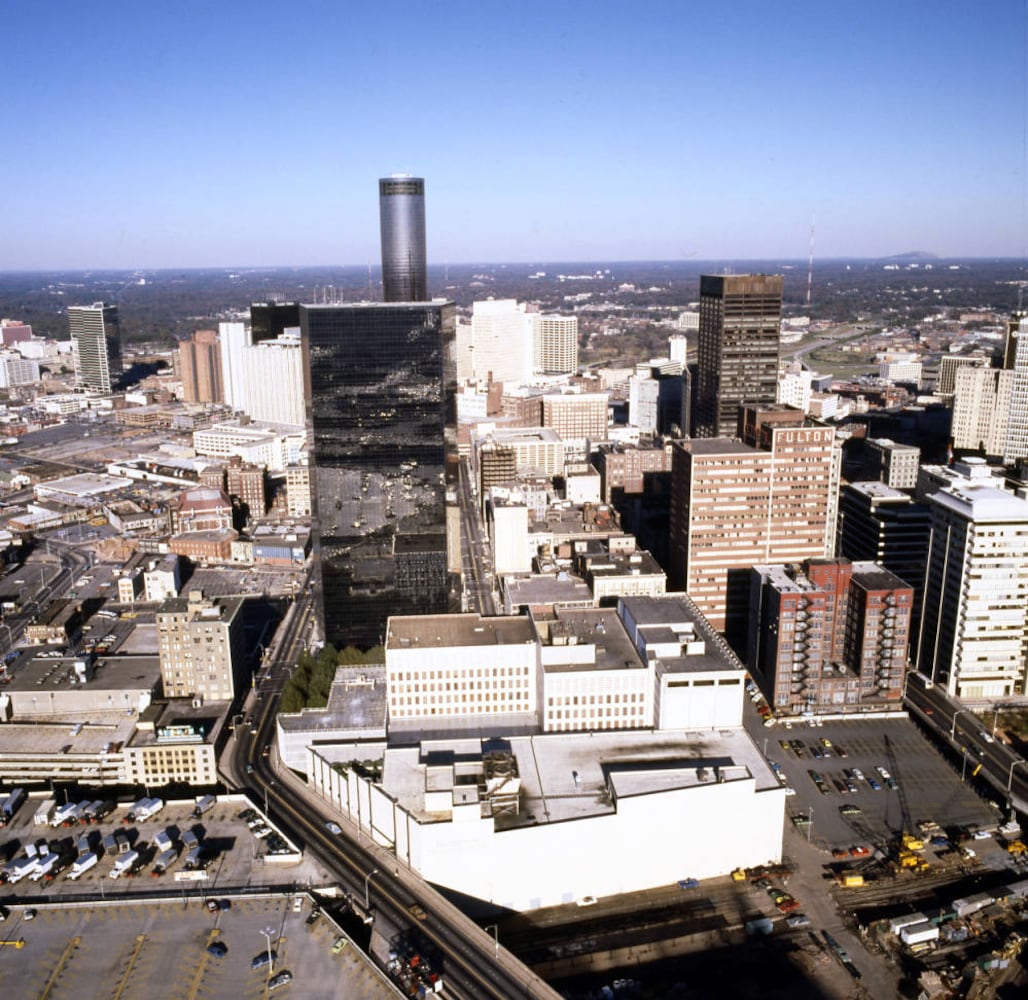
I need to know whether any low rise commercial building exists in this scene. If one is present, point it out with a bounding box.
[298,595,779,910]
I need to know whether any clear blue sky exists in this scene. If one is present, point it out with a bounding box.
[5,0,1026,268]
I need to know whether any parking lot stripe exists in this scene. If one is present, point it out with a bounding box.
[39,935,80,1000]
[113,934,147,1000]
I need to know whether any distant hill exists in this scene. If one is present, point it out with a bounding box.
[880,251,940,262]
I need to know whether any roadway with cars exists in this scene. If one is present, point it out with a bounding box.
[903,672,1028,816]
[0,539,92,654]
[223,580,558,999]
[457,457,497,616]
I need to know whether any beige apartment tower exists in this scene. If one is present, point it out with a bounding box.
[533,314,579,375]
[670,415,836,640]
[157,592,247,702]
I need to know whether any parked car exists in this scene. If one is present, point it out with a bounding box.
[268,971,293,991]
[251,950,277,971]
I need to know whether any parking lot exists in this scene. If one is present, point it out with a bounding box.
[751,714,1002,855]
[0,795,318,899]
[0,893,397,999]
[0,796,398,998]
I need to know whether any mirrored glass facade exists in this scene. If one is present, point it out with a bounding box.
[301,302,458,649]
[379,175,427,302]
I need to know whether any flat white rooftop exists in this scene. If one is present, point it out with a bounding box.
[382,726,777,829]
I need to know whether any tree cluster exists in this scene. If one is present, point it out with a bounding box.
[278,644,384,714]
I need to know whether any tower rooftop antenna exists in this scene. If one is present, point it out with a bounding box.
[806,214,815,308]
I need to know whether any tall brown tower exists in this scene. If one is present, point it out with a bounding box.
[179,329,223,403]
[694,274,783,438]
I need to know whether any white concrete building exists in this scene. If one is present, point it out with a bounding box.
[294,595,779,909]
[385,615,540,738]
[144,555,181,602]
[565,469,601,505]
[878,352,922,385]
[915,457,1009,504]
[192,423,304,473]
[778,365,814,413]
[628,369,659,434]
[217,321,250,412]
[473,426,565,478]
[489,500,531,576]
[918,484,1028,699]
[0,353,40,387]
[468,299,533,385]
[235,332,305,427]
[307,727,783,911]
[668,333,688,363]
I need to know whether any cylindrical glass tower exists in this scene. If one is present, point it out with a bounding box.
[379,174,427,302]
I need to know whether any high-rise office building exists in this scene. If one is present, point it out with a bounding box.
[236,333,305,427]
[917,484,1028,698]
[178,329,223,403]
[837,481,930,593]
[69,302,122,394]
[465,299,533,384]
[250,301,300,343]
[218,320,250,411]
[694,274,783,438]
[952,365,1013,459]
[379,175,427,302]
[937,353,988,396]
[1004,314,1028,464]
[533,314,579,375]
[669,415,836,639]
[301,302,458,649]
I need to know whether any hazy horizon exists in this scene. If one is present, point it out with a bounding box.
[3,253,1025,278]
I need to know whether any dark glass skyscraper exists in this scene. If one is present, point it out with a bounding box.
[250,301,301,343]
[694,274,783,438]
[301,302,458,649]
[379,175,427,302]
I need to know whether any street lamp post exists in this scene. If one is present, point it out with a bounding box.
[1007,758,1027,795]
[485,924,499,959]
[252,643,265,690]
[364,868,380,910]
[260,926,276,974]
[806,807,813,843]
[950,707,971,741]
